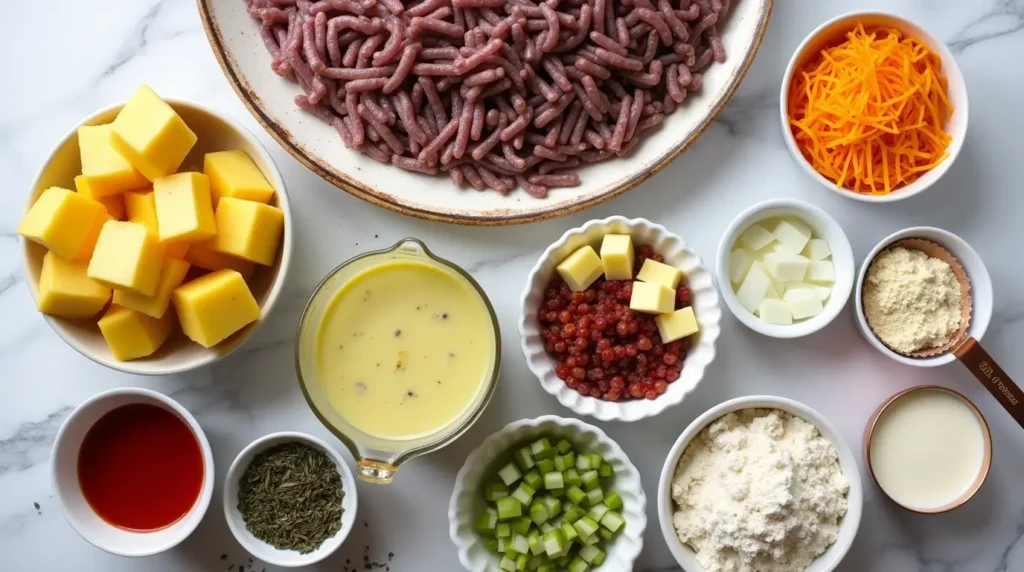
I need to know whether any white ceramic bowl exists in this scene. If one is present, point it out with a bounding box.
[196,0,773,225]
[657,395,863,572]
[51,387,215,557]
[520,217,721,422]
[780,11,968,202]
[449,416,646,571]
[854,226,992,367]
[717,199,854,338]
[223,431,358,567]
[21,98,293,375]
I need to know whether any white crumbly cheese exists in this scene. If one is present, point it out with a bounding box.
[671,409,849,572]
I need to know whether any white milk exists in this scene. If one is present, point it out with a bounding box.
[869,388,987,511]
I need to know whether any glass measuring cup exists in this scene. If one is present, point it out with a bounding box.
[295,239,501,484]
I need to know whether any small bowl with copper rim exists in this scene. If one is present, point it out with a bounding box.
[223,431,358,567]
[21,97,293,376]
[780,11,968,202]
[855,227,1024,430]
[50,387,215,557]
[519,216,721,422]
[864,385,993,514]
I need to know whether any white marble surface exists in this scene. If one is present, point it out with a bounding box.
[2,0,1023,570]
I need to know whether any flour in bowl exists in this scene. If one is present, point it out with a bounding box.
[671,408,849,572]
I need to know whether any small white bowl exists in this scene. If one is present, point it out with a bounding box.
[657,395,863,572]
[21,98,293,375]
[520,217,721,422]
[449,416,646,571]
[51,387,215,557]
[854,226,992,367]
[716,199,854,338]
[780,11,968,202]
[223,431,358,568]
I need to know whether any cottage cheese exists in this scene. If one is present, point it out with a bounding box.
[671,409,849,572]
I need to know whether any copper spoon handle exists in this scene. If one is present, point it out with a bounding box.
[955,337,1024,429]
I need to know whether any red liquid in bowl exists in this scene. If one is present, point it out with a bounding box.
[77,403,204,531]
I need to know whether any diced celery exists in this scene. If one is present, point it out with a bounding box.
[600,511,625,533]
[506,548,521,559]
[511,516,532,535]
[598,527,614,540]
[555,439,573,454]
[496,523,511,538]
[514,553,528,571]
[578,545,600,563]
[527,529,544,555]
[523,470,543,490]
[572,516,599,541]
[486,481,510,501]
[536,459,556,474]
[603,491,623,511]
[483,538,499,552]
[529,500,550,525]
[598,463,612,478]
[475,507,498,533]
[499,555,517,571]
[539,522,556,534]
[497,497,522,520]
[544,471,565,490]
[563,452,576,469]
[581,470,600,491]
[560,521,579,543]
[585,487,604,506]
[549,487,565,499]
[511,533,530,554]
[568,556,590,572]
[512,482,536,505]
[537,563,556,572]
[554,455,567,472]
[527,554,545,569]
[555,554,571,567]
[575,455,592,471]
[514,447,536,471]
[587,502,609,522]
[549,516,563,530]
[566,485,588,507]
[542,529,568,557]
[562,503,584,523]
[583,533,600,546]
[531,438,556,460]
[592,549,606,566]
[497,537,507,553]
[498,462,523,486]
[541,496,562,517]
[565,468,582,487]
[587,453,604,469]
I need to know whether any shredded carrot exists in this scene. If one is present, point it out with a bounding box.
[787,24,953,195]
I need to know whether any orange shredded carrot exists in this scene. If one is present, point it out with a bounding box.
[787,24,953,195]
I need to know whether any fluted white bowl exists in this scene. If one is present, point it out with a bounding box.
[449,416,646,571]
[520,217,721,422]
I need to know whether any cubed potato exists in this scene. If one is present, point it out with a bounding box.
[17,187,109,262]
[184,241,255,279]
[36,251,111,318]
[77,124,148,196]
[123,190,191,259]
[556,246,603,292]
[87,221,164,296]
[211,197,284,266]
[599,235,634,281]
[204,150,275,205]
[109,85,197,181]
[113,257,190,318]
[98,305,173,361]
[173,269,261,348]
[153,172,217,243]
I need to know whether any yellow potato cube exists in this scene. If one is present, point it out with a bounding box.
[183,241,255,279]
[629,281,675,314]
[98,305,173,361]
[17,187,109,262]
[77,124,148,197]
[109,85,197,181]
[556,246,604,292]
[123,190,190,258]
[636,259,682,289]
[113,257,190,319]
[74,176,126,220]
[87,221,164,296]
[599,234,634,281]
[154,172,217,243]
[655,306,700,343]
[173,269,260,348]
[211,197,284,266]
[204,150,275,205]
[36,251,111,318]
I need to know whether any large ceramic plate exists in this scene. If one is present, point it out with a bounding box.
[198,0,772,225]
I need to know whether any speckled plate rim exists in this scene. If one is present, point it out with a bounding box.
[196,0,774,226]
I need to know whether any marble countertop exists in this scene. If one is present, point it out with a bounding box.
[3,0,1024,570]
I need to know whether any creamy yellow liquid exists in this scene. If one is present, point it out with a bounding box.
[316,260,495,440]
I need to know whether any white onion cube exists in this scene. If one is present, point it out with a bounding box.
[738,224,775,251]
[763,252,809,283]
[788,294,824,320]
[807,260,836,284]
[758,299,793,325]
[773,219,812,254]
[736,261,771,313]
[729,248,755,284]
[785,282,832,301]
[803,238,831,261]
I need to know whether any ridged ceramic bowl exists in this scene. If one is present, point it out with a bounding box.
[449,416,646,571]
[520,217,721,422]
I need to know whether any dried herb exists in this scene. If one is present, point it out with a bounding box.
[237,442,344,554]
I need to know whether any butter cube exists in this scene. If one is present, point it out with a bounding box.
[636,259,682,289]
[629,281,675,314]
[87,221,164,296]
[17,187,109,262]
[738,224,775,251]
[204,150,275,205]
[98,305,173,361]
[785,282,831,301]
[184,241,255,279]
[758,299,793,325]
[123,190,190,258]
[113,257,190,319]
[807,260,836,284]
[773,219,812,254]
[110,85,197,181]
[556,246,603,291]
[803,238,831,261]
[763,251,809,283]
[77,124,148,196]
[599,234,634,281]
[729,248,755,284]
[784,288,824,320]
[173,269,261,348]
[154,172,217,243]
[211,198,285,266]
[74,176,127,220]
[656,306,699,343]
[735,261,771,313]
[36,251,111,318]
